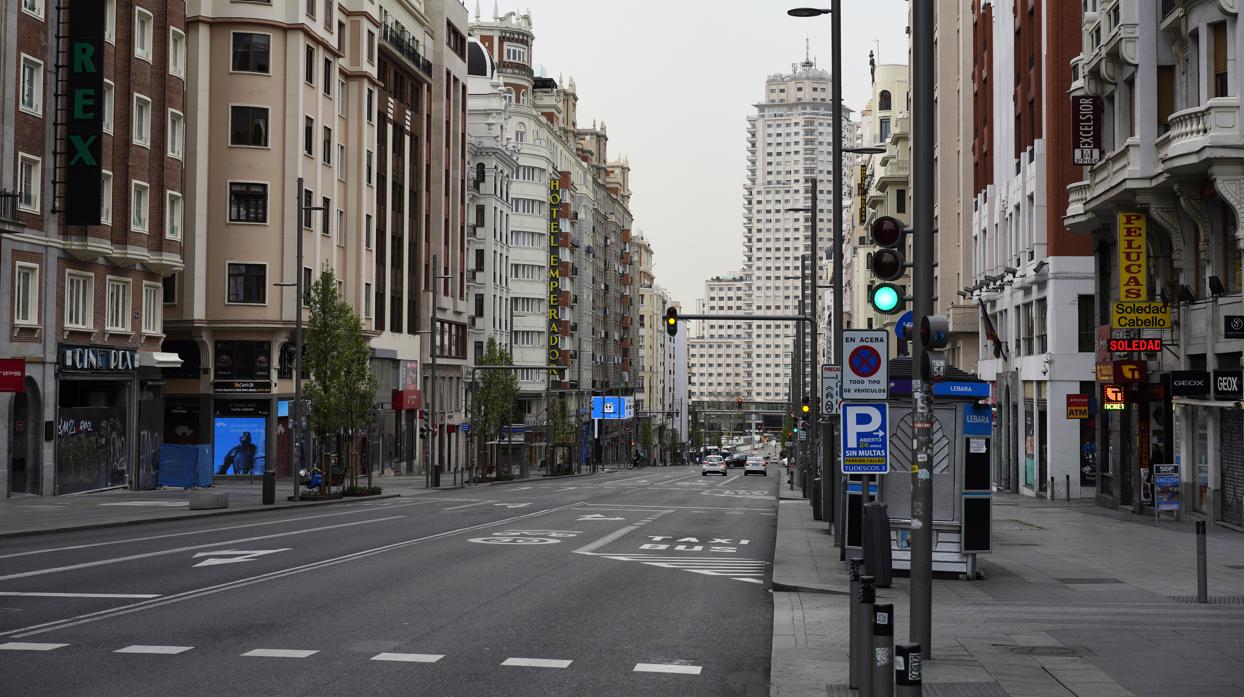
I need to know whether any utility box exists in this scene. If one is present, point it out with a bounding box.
[862,502,893,587]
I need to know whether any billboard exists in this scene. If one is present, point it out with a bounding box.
[1071,96,1102,165]
[1117,213,1147,301]
[213,417,266,475]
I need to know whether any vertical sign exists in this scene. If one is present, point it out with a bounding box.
[547,177,562,375]
[66,1,106,225]
[1117,212,1147,302]
[821,365,841,416]
[1071,96,1102,165]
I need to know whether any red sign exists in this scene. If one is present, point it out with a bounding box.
[0,359,26,392]
[1072,95,1102,165]
[1066,394,1089,420]
[391,388,422,411]
[1108,338,1162,353]
[1113,360,1147,383]
[1103,384,1127,410]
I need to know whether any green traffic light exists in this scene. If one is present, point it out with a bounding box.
[871,284,902,314]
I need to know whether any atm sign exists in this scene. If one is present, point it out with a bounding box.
[1066,394,1089,420]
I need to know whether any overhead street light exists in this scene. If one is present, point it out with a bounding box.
[844,145,886,155]
[787,7,830,17]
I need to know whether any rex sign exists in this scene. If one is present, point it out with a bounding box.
[65,0,106,225]
[1117,213,1147,302]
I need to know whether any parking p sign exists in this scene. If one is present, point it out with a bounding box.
[841,402,889,474]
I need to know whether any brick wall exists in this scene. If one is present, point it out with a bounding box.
[56,257,165,351]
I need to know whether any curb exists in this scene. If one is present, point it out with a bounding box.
[771,579,850,595]
[0,493,402,540]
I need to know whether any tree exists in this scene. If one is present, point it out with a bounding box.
[474,338,519,477]
[303,268,378,493]
[550,395,575,473]
[639,419,653,455]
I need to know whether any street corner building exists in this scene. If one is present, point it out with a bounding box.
[2,0,187,496]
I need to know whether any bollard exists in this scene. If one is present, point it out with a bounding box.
[848,559,863,689]
[1065,474,1071,502]
[1197,520,1208,603]
[858,575,876,697]
[811,477,823,521]
[262,469,276,505]
[872,602,894,697]
[1049,476,1055,501]
[895,643,922,697]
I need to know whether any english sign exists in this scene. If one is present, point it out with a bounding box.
[1066,394,1089,419]
[1170,371,1210,397]
[0,358,25,392]
[1213,370,1243,401]
[60,345,138,372]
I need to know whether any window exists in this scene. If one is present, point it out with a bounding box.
[230,106,269,147]
[336,209,345,245]
[896,188,906,214]
[135,8,153,61]
[321,197,330,233]
[142,283,161,334]
[365,214,373,249]
[105,0,115,41]
[504,44,527,63]
[168,110,184,158]
[304,116,314,156]
[132,94,151,146]
[101,171,113,223]
[166,192,183,240]
[303,188,313,229]
[169,29,186,78]
[103,81,114,133]
[65,272,93,329]
[302,267,312,306]
[1212,22,1229,98]
[323,57,332,94]
[305,0,315,18]
[17,154,40,212]
[305,45,316,85]
[163,275,177,304]
[337,20,345,51]
[338,79,347,115]
[231,33,271,73]
[227,263,267,304]
[14,263,38,326]
[879,117,891,141]
[365,150,373,184]
[337,144,346,179]
[229,182,268,223]
[364,283,372,317]
[20,55,43,116]
[131,181,149,231]
[324,0,333,25]
[878,90,892,111]
[514,124,525,143]
[106,278,131,332]
[21,0,42,20]
[366,88,375,122]
[1077,295,1095,353]
[367,30,376,63]
[322,126,332,164]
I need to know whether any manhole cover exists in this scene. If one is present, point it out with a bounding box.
[998,645,1080,657]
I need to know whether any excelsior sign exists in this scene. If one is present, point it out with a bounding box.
[547,176,563,375]
[1117,212,1147,302]
[1071,96,1102,165]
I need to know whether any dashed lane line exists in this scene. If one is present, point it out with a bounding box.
[114,645,194,655]
[371,652,444,663]
[242,649,319,658]
[501,657,573,668]
[634,663,702,675]
[0,592,161,599]
[0,642,68,651]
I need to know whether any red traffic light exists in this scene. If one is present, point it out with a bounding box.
[870,216,905,248]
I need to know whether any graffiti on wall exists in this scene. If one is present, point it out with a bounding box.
[56,407,127,494]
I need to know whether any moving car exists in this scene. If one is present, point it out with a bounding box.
[743,456,767,476]
[729,452,749,468]
[701,455,728,476]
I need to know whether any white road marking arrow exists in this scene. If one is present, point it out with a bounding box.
[192,549,291,567]
[577,514,625,521]
[493,503,531,509]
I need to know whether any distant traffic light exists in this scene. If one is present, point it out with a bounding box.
[800,395,811,416]
[737,396,744,410]
[664,306,679,337]
[869,215,909,315]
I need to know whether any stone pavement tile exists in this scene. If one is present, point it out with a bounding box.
[1007,633,1062,647]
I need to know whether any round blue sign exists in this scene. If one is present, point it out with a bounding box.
[896,311,914,341]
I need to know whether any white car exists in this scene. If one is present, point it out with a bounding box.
[743,456,767,476]
[701,455,728,476]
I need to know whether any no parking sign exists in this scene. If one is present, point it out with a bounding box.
[842,330,889,399]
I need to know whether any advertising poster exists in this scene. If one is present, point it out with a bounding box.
[213,417,266,475]
[1154,464,1181,511]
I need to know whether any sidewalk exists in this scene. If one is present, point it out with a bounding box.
[770,491,1244,697]
[0,467,613,539]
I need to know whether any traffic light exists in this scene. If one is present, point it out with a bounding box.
[800,395,811,417]
[919,314,950,381]
[868,215,909,315]
[664,306,679,337]
[737,396,743,410]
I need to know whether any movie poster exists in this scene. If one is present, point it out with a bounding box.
[213,417,266,475]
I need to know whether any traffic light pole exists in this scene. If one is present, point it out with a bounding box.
[910,0,935,658]
[828,0,843,537]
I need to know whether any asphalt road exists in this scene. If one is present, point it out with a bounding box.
[0,463,780,697]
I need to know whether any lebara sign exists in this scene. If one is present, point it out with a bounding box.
[65,0,106,225]
[547,176,563,375]
[1071,96,1102,165]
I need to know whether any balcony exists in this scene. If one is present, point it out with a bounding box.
[0,191,18,223]
[876,158,910,188]
[621,315,632,329]
[1158,97,1241,172]
[621,229,631,243]
[1099,0,1139,66]
[1064,180,1092,229]
[498,60,534,79]
[621,274,632,286]
[381,24,432,78]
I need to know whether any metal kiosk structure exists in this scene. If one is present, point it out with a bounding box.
[844,358,994,577]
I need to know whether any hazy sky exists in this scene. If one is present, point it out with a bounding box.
[479,0,911,308]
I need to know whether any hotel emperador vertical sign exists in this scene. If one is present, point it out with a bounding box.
[547,177,562,375]
[66,0,106,225]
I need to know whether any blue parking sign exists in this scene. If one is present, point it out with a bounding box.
[841,402,889,474]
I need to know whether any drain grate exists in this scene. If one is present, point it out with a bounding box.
[1169,595,1244,604]
[828,683,1008,697]
[999,645,1081,657]
[1055,577,1120,584]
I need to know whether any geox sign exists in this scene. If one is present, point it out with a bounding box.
[65,0,106,225]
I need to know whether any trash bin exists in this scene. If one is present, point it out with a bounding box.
[262,469,276,505]
[862,501,893,587]
[811,477,823,521]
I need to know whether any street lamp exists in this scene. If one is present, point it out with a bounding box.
[421,255,454,488]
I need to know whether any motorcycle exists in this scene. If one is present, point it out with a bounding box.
[299,467,323,494]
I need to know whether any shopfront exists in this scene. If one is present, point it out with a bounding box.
[55,344,138,494]
[211,340,273,477]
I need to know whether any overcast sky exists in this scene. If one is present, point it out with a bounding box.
[481,0,911,308]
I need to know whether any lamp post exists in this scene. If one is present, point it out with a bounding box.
[426,255,452,488]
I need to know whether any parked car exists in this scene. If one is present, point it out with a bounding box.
[701,455,728,476]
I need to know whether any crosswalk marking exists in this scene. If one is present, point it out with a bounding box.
[0,642,67,651]
[242,648,318,658]
[502,657,573,668]
[370,652,444,663]
[115,645,194,655]
[634,663,702,675]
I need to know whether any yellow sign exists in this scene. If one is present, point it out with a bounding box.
[1103,384,1126,411]
[1118,212,1147,301]
[1111,301,1171,329]
[1096,363,1113,382]
[1067,406,1089,419]
[547,177,562,375]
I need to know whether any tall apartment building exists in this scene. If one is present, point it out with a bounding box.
[689,272,750,401]
[2,0,186,496]
[469,7,637,467]
[636,232,676,458]
[970,0,1094,499]
[1063,0,1244,524]
[164,0,380,476]
[741,57,856,403]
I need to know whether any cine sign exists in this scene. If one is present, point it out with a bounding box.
[65,0,106,225]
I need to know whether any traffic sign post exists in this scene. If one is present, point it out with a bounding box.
[843,330,889,400]
[841,403,889,474]
[822,365,842,416]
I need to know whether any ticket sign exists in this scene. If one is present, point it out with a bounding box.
[1117,213,1147,301]
[1111,301,1171,329]
[1066,394,1089,420]
[1103,384,1126,411]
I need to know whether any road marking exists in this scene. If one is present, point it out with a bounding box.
[242,648,318,658]
[571,509,673,555]
[0,642,67,651]
[0,516,404,582]
[511,486,532,490]
[98,501,188,507]
[492,503,531,509]
[115,645,194,655]
[501,657,572,668]
[634,663,702,675]
[733,577,765,584]
[441,500,495,511]
[0,592,161,599]
[2,502,586,639]
[577,503,771,512]
[577,514,625,521]
[192,548,291,567]
[370,652,444,663]
[0,507,435,561]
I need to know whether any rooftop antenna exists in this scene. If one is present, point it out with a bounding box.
[801,37,814,69]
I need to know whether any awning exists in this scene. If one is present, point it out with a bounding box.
[140,351,184,368]
[1173,397,1240,409]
